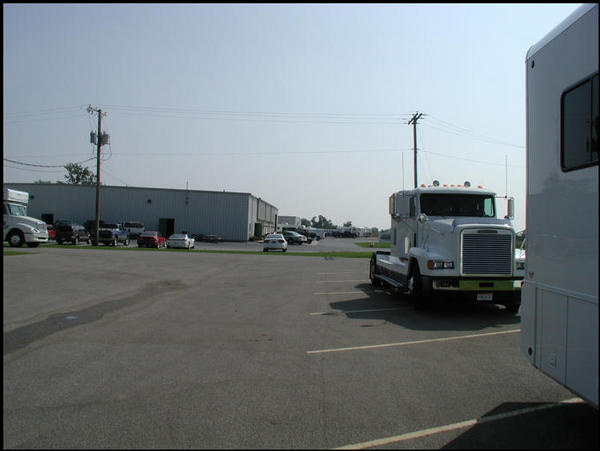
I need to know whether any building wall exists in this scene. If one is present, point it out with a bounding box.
[5,183,277,241]
[247,196,278,237]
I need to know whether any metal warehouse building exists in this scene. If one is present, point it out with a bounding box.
[5,183,278,241]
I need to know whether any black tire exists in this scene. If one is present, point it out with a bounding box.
[408,264,428,310]
[7,231,25,248]
[369,256,379,287]
[56,239,63,245]
[263,249,268,252]
[505,304,520,313]
[283,249,287,252]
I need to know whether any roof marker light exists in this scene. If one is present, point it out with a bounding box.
[464,181,471,187]
[433,180,440,187]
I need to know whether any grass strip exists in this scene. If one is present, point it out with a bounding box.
[354,242,391,248]
[37,244,373,259]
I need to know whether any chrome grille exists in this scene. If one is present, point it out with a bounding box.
[462,233,512,275]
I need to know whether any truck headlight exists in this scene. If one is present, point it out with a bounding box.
[427,260,454,270]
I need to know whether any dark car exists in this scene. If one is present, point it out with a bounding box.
[282,231,306,245]
[137,231,166,248]
[55,222,91,245]
[192,233,222,243]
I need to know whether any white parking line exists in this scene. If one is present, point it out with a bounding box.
[334,397,583,449]
[310,307,408,316]
[306,329,520,354]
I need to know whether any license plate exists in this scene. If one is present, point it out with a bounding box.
[477,293,493,301]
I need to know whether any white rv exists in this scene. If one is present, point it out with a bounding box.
[521,4,598,408]
[370,182,524,311]
[3,188,49,247]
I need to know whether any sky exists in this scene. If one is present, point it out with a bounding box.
[3,3,585,232]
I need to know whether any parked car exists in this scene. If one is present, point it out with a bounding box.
[282,231,307,245]
[192,233,222,243]
[90,223,130,246]
[55,222,91,245]
[137,231,166,248]
[121,221,145,238]
[167,233,195,249]
[263,233,287,252]
[46,224,55,240]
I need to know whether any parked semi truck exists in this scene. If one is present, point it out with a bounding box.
[521,4,598,408]
[3,188,49,247]
[369,181,525,311]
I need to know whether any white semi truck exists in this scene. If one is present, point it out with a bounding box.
[521,4,598,408]
[369,182,525,311]
[3,188,49,248]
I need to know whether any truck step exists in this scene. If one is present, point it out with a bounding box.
[374,274,406,291]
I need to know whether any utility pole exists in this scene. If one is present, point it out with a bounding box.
[408,111,423,188]
[87,105,108,246]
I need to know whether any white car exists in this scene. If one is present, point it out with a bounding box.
[167,233,195,249]
[263,233,287,252]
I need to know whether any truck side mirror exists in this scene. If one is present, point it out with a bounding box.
[417,213,429,224]
[507,197,515,219]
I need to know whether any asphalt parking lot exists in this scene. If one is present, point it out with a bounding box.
[3,246,598,449]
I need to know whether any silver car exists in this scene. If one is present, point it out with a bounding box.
[263,234,287,252]
[166,233,195,249]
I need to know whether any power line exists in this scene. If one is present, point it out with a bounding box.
[3,163,64,173]
[424,115,525,149]
[420,149,524,168]
[3,157,96,168]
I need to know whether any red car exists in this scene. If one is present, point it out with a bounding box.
[137,231,166,248]
[46,224,55,240]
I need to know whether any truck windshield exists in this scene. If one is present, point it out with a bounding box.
[5,203,27,216]
[419,194,495,217]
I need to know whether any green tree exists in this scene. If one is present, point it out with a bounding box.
[343,221,352,227]
[300,218,311,227]
[64,162,97,185]
[311,215,336,229]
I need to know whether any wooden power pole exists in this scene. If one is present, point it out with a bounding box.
[408,112,423,188]
[87,105,107,246]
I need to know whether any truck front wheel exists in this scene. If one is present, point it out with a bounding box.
[7,231,25,248]
[408,265,429,311]
[369,256,380,287]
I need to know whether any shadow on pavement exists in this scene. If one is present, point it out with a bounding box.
[443,401,598,449]
[328,283,520,332]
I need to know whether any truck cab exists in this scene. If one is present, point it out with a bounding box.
[370,181,524,311]
[3,188,48,248]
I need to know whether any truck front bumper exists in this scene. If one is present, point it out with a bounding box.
[422,276,522,305]
[26,232,48,244]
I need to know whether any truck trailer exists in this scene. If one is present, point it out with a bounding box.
[369,181,525,311]
[521,3,598,408]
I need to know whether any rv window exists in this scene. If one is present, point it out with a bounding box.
[561,73,599,171]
